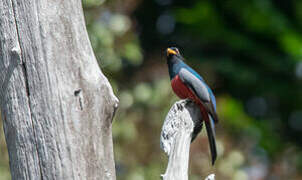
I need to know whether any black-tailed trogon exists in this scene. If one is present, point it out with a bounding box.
[166,47,219,165]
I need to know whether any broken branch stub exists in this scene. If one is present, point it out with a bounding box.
[160,99,215,180]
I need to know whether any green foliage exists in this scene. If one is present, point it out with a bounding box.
[0,116,10,180]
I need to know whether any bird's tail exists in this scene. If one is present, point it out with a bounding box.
[205,115,217,165]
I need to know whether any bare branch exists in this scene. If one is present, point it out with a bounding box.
[160,100,215,180]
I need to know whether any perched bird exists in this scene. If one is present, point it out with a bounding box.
[166,47,218,165]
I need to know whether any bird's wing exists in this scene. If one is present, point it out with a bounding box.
[179,68,219,123]
[204,101,219,123]
[179,68,210,102]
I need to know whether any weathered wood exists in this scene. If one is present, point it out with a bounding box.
[0,0,118,179]
[160,100,215,180]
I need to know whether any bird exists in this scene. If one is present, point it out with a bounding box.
[166,47,218,165]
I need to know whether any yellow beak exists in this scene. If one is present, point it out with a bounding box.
[167,48,177,56]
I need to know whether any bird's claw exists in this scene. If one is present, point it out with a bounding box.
[176,102,183,111]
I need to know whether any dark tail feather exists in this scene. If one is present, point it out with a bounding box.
[191,119,203,142]
[205,116,217,165]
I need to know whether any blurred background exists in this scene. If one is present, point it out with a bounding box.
[1,0,302,179]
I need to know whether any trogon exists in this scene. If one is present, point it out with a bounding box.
[166,47,218,165]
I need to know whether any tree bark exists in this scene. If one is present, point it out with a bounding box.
[0,0,118,179]
[160,100,215,180]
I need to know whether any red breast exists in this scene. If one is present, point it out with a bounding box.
[171,75,198,101]
[171,75,209,122]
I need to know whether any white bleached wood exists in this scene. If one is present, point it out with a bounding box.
[0,0,118,179]
[205,174,215,180]
[160,100,215,180]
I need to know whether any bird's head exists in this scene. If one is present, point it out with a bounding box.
[166,47,181,59]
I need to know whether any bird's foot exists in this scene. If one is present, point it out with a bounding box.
[185,99,194,104]
[176,102,184,111]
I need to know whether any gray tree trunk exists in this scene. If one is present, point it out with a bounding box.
[0,0,118,179]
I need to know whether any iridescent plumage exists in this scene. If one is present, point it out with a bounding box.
[166,47,218,165]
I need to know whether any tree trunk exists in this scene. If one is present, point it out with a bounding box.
[0,0,118,179]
